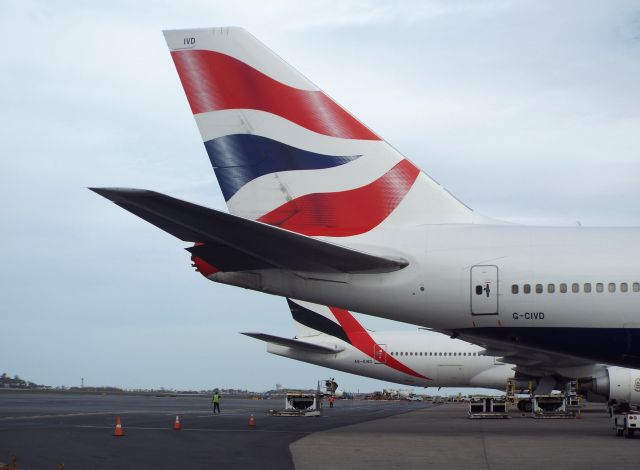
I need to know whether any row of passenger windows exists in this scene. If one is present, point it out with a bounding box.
[511,282,640,295]
[390,351,479,357]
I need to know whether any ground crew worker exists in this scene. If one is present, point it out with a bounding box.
[328,395,335,408]
[212,390,221,414]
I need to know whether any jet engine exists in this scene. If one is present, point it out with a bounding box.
[578,367,640,404]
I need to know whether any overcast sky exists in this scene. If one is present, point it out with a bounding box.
[2,0,640,393]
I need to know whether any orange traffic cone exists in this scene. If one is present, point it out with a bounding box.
[113,416,124,437]
[173,415,182,430]
[248,414,256,427]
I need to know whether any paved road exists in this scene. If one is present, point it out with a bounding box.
[292,403,640,470]
[0,392,426,469]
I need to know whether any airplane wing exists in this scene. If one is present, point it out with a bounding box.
[241,332,344,354]
[89,188,408,274]
[455,330,596,377]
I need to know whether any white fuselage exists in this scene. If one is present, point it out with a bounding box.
[268,329,515,390]
[215,225,640,367]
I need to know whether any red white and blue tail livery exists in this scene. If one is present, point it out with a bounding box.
[163,27,475,231]
[92,28,640,398]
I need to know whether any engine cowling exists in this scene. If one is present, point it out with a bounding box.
[578,367,640,404]
[608,367,640,404]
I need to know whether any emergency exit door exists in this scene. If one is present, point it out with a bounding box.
[471,265,499,315]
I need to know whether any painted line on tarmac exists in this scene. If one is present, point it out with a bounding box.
[72,425,312,434]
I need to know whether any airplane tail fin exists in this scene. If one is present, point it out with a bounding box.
[286,298,429,379]
[287,298,364,342]
[163,27,477,236]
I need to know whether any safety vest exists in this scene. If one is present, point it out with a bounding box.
[212,394,220,404]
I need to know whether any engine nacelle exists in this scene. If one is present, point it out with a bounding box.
[608,367,640,404]
[578,367,640,404]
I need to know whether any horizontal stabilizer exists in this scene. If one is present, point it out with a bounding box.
[89,188,408,274]
[241,332,343,354]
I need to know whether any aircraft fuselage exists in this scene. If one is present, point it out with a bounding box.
[211,225,640,367]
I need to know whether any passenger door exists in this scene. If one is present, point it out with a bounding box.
[374,344,387,364]
[471,265,499,315]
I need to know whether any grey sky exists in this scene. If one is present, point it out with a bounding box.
[1,0,639,392]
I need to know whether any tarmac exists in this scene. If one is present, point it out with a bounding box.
[0,392,423,469]
[1,392,640,469]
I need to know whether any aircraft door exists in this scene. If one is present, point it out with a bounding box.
[374,344,387,364]
[471,265,499,315]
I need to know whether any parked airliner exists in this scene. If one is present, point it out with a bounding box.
[245,299,640,407]
[245,299,515,390]
[92,27,640,404]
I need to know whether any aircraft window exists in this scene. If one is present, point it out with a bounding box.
[536,284,543,294]
[572,283,579,293]
[596,283,604,293]
[410,352,413,356]
[512,284,519,294]
[560,283,567,293]
[419,352,423,356]
[547,284,555,293]
[429,352,432,356]
[609,283,616,293]
[524,284,531,294]
[584,283,592,293]
[621,282,628,293]
[634,283,640,292]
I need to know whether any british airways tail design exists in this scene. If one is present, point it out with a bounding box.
[93,27,640,379]
[163,27,476,229]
